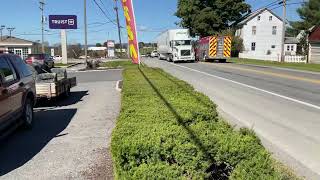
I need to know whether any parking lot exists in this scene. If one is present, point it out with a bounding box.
[0,69,122,179]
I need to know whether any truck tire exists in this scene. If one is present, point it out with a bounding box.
[22,98,34,129]
[51,68,67,80]
[219,59,227,63]
[36,73,58,83]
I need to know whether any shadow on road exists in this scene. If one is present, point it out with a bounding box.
[36,91,89,107]
[0,108,77,176]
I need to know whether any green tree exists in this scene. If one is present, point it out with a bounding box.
[96,43,102,47]
[291,0,320,30]
[176,0,251,37]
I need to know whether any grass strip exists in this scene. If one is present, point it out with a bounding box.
[229,58,320,73]
[110,61,298,179]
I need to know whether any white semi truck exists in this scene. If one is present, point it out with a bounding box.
[157,29,194,62]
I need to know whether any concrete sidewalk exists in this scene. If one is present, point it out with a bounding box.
[0,70,122,179]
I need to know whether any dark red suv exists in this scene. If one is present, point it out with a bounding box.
[0,54,36,138]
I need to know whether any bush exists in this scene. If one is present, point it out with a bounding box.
[111,62,296,179]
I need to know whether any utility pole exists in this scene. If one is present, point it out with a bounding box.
[114,0,123,52]
[84,0,88,65]
[7,27,15,37]
[0,25,5,41]
[281,0,286,62]
[40,0,45,53]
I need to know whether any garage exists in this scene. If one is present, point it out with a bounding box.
[308,26,320,64]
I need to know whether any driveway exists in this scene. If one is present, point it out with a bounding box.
[0,70,122,179]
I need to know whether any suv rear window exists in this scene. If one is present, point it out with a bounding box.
[0,57,17,84]
[12,56,33,77]
[27,54,45,59]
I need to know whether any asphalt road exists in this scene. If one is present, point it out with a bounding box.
[143,57,320,179]
[0,69,122,179]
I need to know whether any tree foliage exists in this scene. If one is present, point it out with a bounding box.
[291,0,320,30]
[176,0,251,37]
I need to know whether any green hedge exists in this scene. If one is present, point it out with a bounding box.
[111,62,296,179]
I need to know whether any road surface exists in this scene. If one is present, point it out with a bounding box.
[143,57,320,179]
[0,69,122,179]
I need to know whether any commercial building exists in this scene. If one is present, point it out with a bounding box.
[0,36,37,59]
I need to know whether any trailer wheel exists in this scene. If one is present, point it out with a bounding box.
[64,87,71,97]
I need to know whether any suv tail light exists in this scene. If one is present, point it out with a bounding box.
[25,57,33,64]
[25,57,44,65]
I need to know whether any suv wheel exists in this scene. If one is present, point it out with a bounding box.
[22,98,34,129]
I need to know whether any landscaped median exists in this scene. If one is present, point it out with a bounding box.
[108,61,297,179]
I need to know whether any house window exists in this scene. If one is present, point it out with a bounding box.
[22,48,29,59]
[271,45,276,48]
[251,42,256,51]
[8,47,14,53]
[269,16,273,21]
[272,26,277,35]
[257,16,261,21]
[287,45,290,51]
[291,45,294,51]
[252,26,257,35]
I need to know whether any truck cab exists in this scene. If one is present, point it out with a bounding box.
[170,39,194,62]
[157,29,195,63]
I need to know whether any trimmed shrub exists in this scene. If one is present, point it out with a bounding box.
[111,62,296,179]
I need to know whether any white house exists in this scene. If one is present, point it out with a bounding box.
[284,37,299,56]
[0,36,35,59]
[236,8,285,61]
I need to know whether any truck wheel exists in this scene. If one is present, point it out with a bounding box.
[22,98,34,129]
[219,59,227,63]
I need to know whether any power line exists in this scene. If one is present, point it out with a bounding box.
[98,0,115,17]
[92,0,117,26]
[270,2,304,10]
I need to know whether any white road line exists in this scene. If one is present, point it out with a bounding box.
[172,63,320,111]
[116,80,122,92]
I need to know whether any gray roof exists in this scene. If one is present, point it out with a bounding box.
[237,8,283,27]
[0,36,34,45]
[285,37,299,44]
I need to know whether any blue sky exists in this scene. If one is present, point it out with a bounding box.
[0,0,302,45]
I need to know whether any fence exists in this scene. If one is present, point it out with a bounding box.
[239,53,307,63]
[284,55,307,63]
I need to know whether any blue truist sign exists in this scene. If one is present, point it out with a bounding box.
[49,15,77,29]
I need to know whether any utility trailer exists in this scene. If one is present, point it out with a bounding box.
[195,36,232,63]
[35,68,77,99]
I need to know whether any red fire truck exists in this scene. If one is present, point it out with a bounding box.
[195,36,232,63]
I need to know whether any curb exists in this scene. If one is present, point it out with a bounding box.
[116,80,123,92]
[66,63,84,68]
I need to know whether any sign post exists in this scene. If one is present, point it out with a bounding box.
[49,15,77,65]
[61,30,68,64]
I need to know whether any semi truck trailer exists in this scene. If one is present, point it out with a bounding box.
[157,29,195,63]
